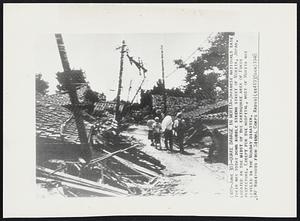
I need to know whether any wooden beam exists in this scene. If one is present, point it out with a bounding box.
[103,150,160,178]
[37,166,128,196]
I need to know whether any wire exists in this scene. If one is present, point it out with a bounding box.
[165,32,214,79]
[165,49,199,78]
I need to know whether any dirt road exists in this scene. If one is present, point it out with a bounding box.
[124,124,229,197]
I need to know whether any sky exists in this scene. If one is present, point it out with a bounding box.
[33,33,214,101]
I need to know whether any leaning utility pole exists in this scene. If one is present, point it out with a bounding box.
[55,34,90,159]
[130,76,146,105]
[161,45,167,115]
[127,80,132,102]
[115,40,126,122]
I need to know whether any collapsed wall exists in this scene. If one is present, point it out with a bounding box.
[151,94,229,165]
[151,95,199,115]
[36,92,166,197]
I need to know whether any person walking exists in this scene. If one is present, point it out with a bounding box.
[162,114,173,151]
[173,112,186,153]
[153,117,162,149]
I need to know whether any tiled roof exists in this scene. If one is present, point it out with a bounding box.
[152,95,199,114]
[37,85,89,107]
[62,118,93,144]
[199,112,227,121]
[151,95,227,119]
[36,93,93,144]
[183,100,228,119]
[36,100,72,141]
[93,101,116,113]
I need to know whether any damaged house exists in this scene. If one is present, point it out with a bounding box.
[151,94,228,164]
[36,86,166,197]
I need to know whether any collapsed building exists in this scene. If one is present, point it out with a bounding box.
[152,94,199,116]
[36,88,166,197]
[183,100,228,164]
[151,94,228,164]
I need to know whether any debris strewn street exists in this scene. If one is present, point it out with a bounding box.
[36,33,230,198]
[123,125,228,197]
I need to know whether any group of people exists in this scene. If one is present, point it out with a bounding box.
[147,112,186,153]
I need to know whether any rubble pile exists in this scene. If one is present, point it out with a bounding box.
[36,93,93,145]
[37,86,89,106]
[183,119,228,164]
[200,112,228,121]
[152,95,199,115]
[183,100,228,120]
[36,101,72,141]
[36,165,129,197]
[93,101,116,116]
[92,114,166,175]
[141,177,185,196]
[63,118,94,144]
[180,99,228,165]
[36,92,166,197]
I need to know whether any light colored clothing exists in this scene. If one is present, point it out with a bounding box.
[173,119,179,129]
[161,115,173,131]
[173,119,179,136]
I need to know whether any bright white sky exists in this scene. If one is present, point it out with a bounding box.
[34,33,214,101]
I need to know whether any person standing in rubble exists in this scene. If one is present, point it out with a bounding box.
[146,118,155,146]
[153,117,162,149]
[204,129,222,163]
[162,114,173,151]
[173,112,186,153]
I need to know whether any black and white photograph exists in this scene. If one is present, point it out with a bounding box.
[4,3,296,218]
[35,32,231,198]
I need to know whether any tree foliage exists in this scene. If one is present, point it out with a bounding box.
[83,87,106,103]
[56,69,87,92]
[140,79,186,109]
[84,88,99,103]
[175,32,234,101]
[36,73,49,95]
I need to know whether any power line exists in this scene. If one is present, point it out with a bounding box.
[165,48,199,78]
[165,32,214,79]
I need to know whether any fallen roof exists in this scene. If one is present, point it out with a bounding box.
[93,101,116,113]
[38,85,89,107]
[183,100,228,119]
[36,92,93,144]
[199,111,228,121]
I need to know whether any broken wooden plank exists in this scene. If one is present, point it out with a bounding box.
[37,177,119,197]
[103,150,161,178]
[38,170,128,196]
[184,128,199,144]
[37,166,128,196]
[88,144,141,165]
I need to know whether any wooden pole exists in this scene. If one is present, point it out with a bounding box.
[130,76,146,105]
[115,40,126,122]
[55,34,90,160]
[127,80,132,102]
[161,45,167,115]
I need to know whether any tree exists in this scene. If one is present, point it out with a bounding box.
[175,32,234,101]
[140,89,152,109]
[140,79,186,109]
[36,74,49,95]
[151,79,165,95]
[56,69,87,92]
[83,88,99,103]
